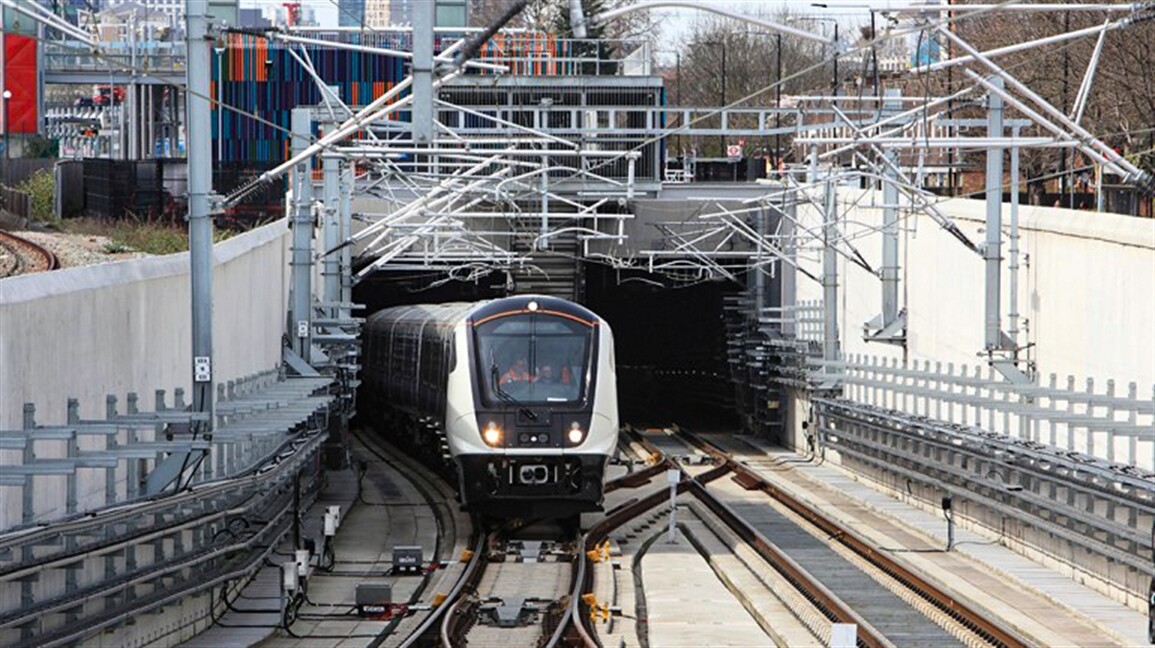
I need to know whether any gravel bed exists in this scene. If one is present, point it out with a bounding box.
[10,230,146,269]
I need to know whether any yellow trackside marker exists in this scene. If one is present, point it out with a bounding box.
[582,593,610,623]
[585,540,610,563]
[460,549,474,562]
[431,593,447,606]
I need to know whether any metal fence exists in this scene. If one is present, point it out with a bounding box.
[0,369,334,529]
[81,158,186,220]
[0,185,30,224]
[0,159,56,187]
[0,365,334,646]
[808,355,1155,471]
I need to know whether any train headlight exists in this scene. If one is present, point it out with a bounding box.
[482,421,503,447]
[567,421,585,445]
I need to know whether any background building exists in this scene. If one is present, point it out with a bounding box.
[365,0,391,28]
[338,0,366,27]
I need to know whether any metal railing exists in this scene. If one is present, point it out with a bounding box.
[41,42,186,75]
[40,36,653,78]
[0,369,332,530]
[0,368,339,646]
[810,355,1155,471]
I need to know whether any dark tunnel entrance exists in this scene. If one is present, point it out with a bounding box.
[583,264,742,431]
[352,264,754,434]
[352,270,507,315]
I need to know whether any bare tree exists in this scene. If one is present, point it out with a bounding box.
[472,0,661,42]
[949,0,1155,203]
[667,8,828,158]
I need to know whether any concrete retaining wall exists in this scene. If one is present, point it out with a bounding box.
[0,219,291,431]
[787,193,1155,457]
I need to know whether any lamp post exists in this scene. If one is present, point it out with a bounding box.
[2,90,10,161]
[743,29,784,171]
[720,40,727,155]
[695,39,727,156]
[776,32,782,168]
[807,5,847,97]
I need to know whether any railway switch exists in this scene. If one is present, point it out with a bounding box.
[478,596,549,628]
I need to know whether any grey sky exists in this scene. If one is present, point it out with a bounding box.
[239,0,889,37]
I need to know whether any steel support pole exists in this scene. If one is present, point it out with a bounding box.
[720,42,726,156]
[539,154,549,250]
[290,108,314,359]
[322,153,341,307]
[340,164,353,320]
[823,176,839,369]
[782,194,797,337]
[186,0,215,429]
[752,206,765,316]
[881,93,901,327]
[984,76,1004,351]
[412,0,434,145]
[1009,125,1021,350]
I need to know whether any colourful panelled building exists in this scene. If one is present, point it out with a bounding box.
[209,32,588,163]
[211,33,410,164]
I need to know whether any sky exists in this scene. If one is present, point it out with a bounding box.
[237,0,894,37]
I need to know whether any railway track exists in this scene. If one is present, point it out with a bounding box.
[563,425,1039,648]
[430,445,676,648]
[0,230,58,277]
[439,526,577,646]
[215,424,1112,647]
[247,427,476,648]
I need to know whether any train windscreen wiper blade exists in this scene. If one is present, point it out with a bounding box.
[491,362,537,421]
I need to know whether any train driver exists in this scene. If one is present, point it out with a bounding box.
[534,362,571,385]
[500,357,531,384]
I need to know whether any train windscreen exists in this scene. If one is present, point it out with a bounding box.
[473,312,593,405]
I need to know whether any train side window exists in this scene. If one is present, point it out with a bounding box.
[447,331,457,372]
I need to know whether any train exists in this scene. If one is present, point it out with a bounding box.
[361,295,619,518]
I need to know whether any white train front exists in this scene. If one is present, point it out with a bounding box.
[362,295,619,518]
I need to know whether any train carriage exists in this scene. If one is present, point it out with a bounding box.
[362,295,618,518]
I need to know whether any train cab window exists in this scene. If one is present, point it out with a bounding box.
[474,312,593,405]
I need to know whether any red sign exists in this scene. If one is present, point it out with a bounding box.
[3,33,37,134]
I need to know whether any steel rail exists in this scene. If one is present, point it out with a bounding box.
[620,426,890,646]
[0,230,59,276]
[347,428,474,648]
[675,427,1031,648]
[682,478,887,648]
[435,532,489,646]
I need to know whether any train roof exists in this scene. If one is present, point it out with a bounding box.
[365,295,600,329]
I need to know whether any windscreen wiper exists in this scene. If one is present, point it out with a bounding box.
[491,362,538,421]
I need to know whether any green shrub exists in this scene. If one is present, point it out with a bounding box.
[114,220,190,255]
[16,168,57,225]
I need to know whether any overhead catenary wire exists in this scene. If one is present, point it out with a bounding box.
[25,0,1153,278]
